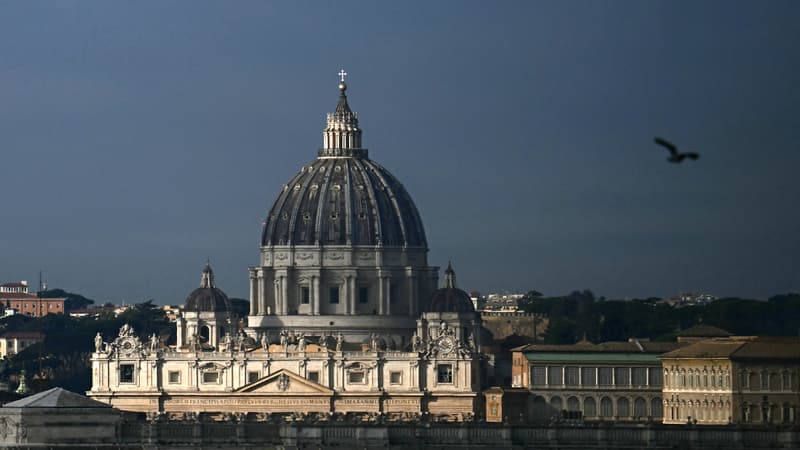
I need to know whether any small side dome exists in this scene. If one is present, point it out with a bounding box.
[184,263,230,313]
[425,262,475,313]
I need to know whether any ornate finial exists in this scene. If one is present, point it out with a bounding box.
[338,69,348,92]
[200,261,215,288]
[444,261,456,289]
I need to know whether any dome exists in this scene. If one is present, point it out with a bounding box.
[260,82,427,248]
[425,263,475,313]
[184,263,230,313]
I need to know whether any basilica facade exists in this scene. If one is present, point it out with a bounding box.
[88,78,485,421]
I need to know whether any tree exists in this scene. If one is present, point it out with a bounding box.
[38,288,94,311]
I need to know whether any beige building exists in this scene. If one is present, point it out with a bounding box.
[661,336,800,425]
[0,332,45,358]
[89,264,483,420]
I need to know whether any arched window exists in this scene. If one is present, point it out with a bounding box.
[532,396,548,421]
[749,372,759,390]
[651,397,663,418]
[634,397,647,418]
[567,396,580,412]
[770,372,780,391]
[600,397,613,417]
[584,397,597,418]
[617,397,630,418]
[550,396,563,412]
[199,325,210,343]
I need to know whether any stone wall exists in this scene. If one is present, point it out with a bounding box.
[481,312,547,340]
[6,420,792,449]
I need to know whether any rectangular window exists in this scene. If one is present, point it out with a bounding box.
[348,371,365,384]
[248,371,260,384]
[168,371,180,384]
[202,372,219,384]
[565,367,579,386]
[301,287,310,304]
[649,368,663,387]
[581,367,596,386]
[120,364,135,383]
[761,373,769,390]
[437,364,453,384]
[532,366,546,386]
[390,371,402,385]
[329,287,340,304]
[308,371,320,383]
[598,367,613,386]
[615,367,630,386]
[547,366,563,385]
[632,367,647,386]
[359,287,369,304]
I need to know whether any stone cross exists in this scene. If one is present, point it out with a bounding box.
[338,69,347,82]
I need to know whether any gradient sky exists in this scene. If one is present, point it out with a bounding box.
[1,1,798,304]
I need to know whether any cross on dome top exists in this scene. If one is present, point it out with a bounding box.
[338,69,348,92]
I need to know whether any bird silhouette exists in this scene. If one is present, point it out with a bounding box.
[654,137,699,163]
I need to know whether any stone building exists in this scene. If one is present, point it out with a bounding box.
[661,336,800,425]
[0,332,45,358]
[1,292,66,317]
[88,77,485,421]
[248,75,438,345]
[512,339,681,421]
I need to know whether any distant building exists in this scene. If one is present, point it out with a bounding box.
[0,332,45,358]
[661,336,800,425]
[482,293,525,312]
[1,292,66,317]
[69,305,125,318]
[161,305,181,322]
[662,293,719,308]
[0,281,29,294]
[676,324,733,344]
[512,338,682,422]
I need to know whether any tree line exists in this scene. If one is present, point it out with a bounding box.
[518,290,800,344]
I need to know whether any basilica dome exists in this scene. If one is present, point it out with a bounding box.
[426,263,475,313]
[184,263,230,313]
[261,82,427,248]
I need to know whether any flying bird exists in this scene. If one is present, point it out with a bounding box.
[654,137,699,163]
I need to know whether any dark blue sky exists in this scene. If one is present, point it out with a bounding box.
[1,1,798,303]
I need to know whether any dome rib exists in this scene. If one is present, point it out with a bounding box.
[313,161,334,245]
[352,158,382,244]
[368,160,409,246]
[259,81,428,249]
[286,165,319,245]
[343,159,354,245]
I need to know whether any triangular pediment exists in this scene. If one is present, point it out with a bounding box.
[235,369,333,395]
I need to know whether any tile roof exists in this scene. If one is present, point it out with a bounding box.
[661,336,800,360]
[677,324,732,338]
[3,387,110,408]
[518,339,682,354]
[0,332,45,339]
